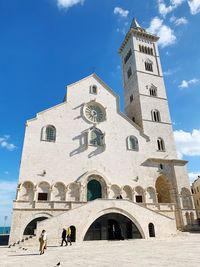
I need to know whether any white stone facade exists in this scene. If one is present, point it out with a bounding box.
[9,19,197,245]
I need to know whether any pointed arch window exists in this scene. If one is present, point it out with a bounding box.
[41,125,56,142]
[88,127,105,147]
[127,136,139,151]
[157,138,165,151]
[151,109,161,122]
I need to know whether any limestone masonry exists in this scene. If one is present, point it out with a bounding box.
[9,19,197,245]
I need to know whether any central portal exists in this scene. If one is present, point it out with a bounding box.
[84,213,142,240]
[87,179,102,201]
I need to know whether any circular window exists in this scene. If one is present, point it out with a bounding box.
[83,102,106,123]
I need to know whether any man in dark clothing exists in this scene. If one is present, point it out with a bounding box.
[61,228,67,246]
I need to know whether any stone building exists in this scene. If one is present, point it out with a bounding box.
[192,176,200,219]
[9,19,196,245]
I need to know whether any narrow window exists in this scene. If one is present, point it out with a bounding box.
[148,223,155,237]
[132,117,135,122]
[149,86,157,97]
[197,199,199,206]
[151,110,161,122]
[139,45,142,52]
[130,94,133,103]
[90,85,97,94]
[157,138,165,151]
[127,136,139,151]
[124,49,132,64]
[127,67,132,79]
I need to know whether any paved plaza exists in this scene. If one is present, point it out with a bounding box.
[0,233,200,267]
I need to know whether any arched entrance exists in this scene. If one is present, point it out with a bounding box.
[70,225,76,242]
[84,213,142,240]
[87,179,102,201]
[23,217,48,235]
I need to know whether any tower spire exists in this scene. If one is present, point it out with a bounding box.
[130,18,146,32]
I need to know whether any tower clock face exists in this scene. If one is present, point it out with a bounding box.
[83,102,106,123]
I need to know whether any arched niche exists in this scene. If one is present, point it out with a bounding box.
[155,176,172,203]
[86,175,107,201]
[52,182,66,201]
[135,186,145,203]
[121,185,132,200]
[146,187,157,203]
[181,187,193,209]
[110,184,121,199]
[67,183,80,202]
[37,181,50,201]
[19,181,34,201]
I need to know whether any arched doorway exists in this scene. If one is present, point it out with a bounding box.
[87,179,102,201]
[70,225,76,242]
[23,217,48,235]
[148,223,155,237]
[84,213,142,240]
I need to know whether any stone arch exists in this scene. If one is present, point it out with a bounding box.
[23,213,52,236]
[155,176,172,203]
[37,181,51,201]
[135,186,145,203]
[146,187,157,203]
[67,183,80,201]
[86,175,108,200]
[52,182,66,201]
[181,187,193,209]
[110,184,121,199]
[121,185,132,200]
[18,181,34,201]
[81,208,145,241]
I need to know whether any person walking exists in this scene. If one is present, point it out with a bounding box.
[61,228,67,246]
[67,226,72,246]
[39,229,47,255]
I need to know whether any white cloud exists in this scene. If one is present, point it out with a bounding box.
[158,0,185,16]
[178,78,199,88]
[174,129,200,158]
[170,16,188,25]
[114,7,129,18]
[163,67,180,76]
[189,172,200,183]
[0,135,17,151]
[147,17,176,47]
[57,0,85,9]
[0,180,17,225]
[188,0,200,14]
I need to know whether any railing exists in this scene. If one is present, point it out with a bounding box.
[13,200,86,210]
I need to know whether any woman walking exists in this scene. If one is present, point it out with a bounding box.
[39,229,47,255]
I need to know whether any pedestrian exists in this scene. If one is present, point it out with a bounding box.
[67,226,72,246]
[39,229,47,255]
[61,228,67,246]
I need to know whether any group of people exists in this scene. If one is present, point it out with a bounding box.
[39,226,72,255]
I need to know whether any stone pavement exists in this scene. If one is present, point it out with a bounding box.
[0,233,200,267]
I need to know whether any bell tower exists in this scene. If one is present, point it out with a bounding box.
[119,18,177,157]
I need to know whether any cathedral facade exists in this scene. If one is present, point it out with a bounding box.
[9,19,196,244]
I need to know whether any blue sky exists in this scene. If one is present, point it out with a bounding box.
[0,0,200,226]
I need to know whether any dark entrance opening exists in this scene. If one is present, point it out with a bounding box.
[70,225,76,242]
[23,217,48,235]
[87,179,102,201]
[84,213,142,241]
[148,223,155,237]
